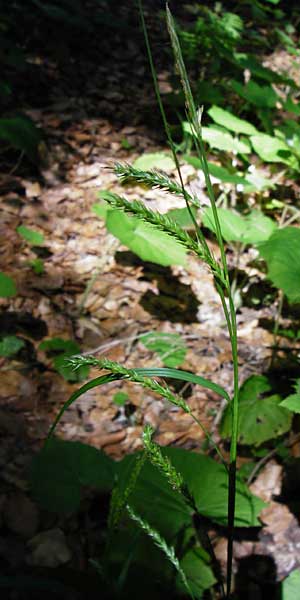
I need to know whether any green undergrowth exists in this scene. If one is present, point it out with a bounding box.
[30,437,265,599]
[3,1,300,598]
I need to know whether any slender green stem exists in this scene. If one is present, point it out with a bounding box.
[164,9,239,594]
[215,282,233,340]
[270,291,284,368]
[189,412,228,470]
[226,294,239,597]
[194,136,229,285]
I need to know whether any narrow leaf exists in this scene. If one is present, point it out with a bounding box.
[133,367,230,402]
[46,373,120,440]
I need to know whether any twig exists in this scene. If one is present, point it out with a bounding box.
[7,150,25,177]
[77,237,119,315]
[247,433,300,485]
[82,332,203,356]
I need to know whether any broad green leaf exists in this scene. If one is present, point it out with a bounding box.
[17,225,44,245]
[39,338,89,382]
[243,169,275,192]
[106,210,187,267]
[184,154,273,191]
[284,96,300,116]
[208,105,258,135]
[140,332,187,368]
[280,379,300,413]
[39,338,79,354]
[164,448,265,526]
[30,258,44,275]
[220,375,292,446]
[53,354,89,382]
[231,80,278,108]
[0,272,17,297]
[113,391,129,406]
[275,28,297,51]
[242,210,277,244]
[276,121,300,154]
[133,153,175,172]
[207,163,249,186]
[259,227,300,302]
[184,154,252,186]
[250,133,298,167]
[30,438,115,513]
[117,454,192,539]
[118,448,262,532]
[233,53,290,85]
[176,549,216,598]
[166,207,197,228]
[197,81,224,104]
[0,115,41,162]
[0,335,25,357]
[183,122,251,154]
[280,394,300,413]
[203,207,247,242]
[201,126,251,154]
[204,207,276,244]
[92,200,109,219]
[283,569,300,600]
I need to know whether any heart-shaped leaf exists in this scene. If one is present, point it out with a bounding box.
[259,227,300,302]
[220,375,292,446]
[106,210,187,266]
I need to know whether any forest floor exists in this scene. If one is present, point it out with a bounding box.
[1,2,300,597]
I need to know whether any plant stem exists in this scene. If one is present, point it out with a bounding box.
[137,0,210,254]
[138,3,240,596]
[270,290,284,369]
[226,294,239,597]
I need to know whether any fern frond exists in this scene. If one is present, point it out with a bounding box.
[102,191,225,284]
[114,162,200,208]
[126,504,194,599]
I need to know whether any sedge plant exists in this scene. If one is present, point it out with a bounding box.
[46,3,241,598]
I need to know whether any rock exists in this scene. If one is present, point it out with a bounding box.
[27,528,72,567]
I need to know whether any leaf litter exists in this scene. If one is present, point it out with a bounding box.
[1,1,300,594]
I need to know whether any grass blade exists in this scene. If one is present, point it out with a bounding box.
[48,356,227,465]
[45,373,120,442]
[134,367,230,402]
